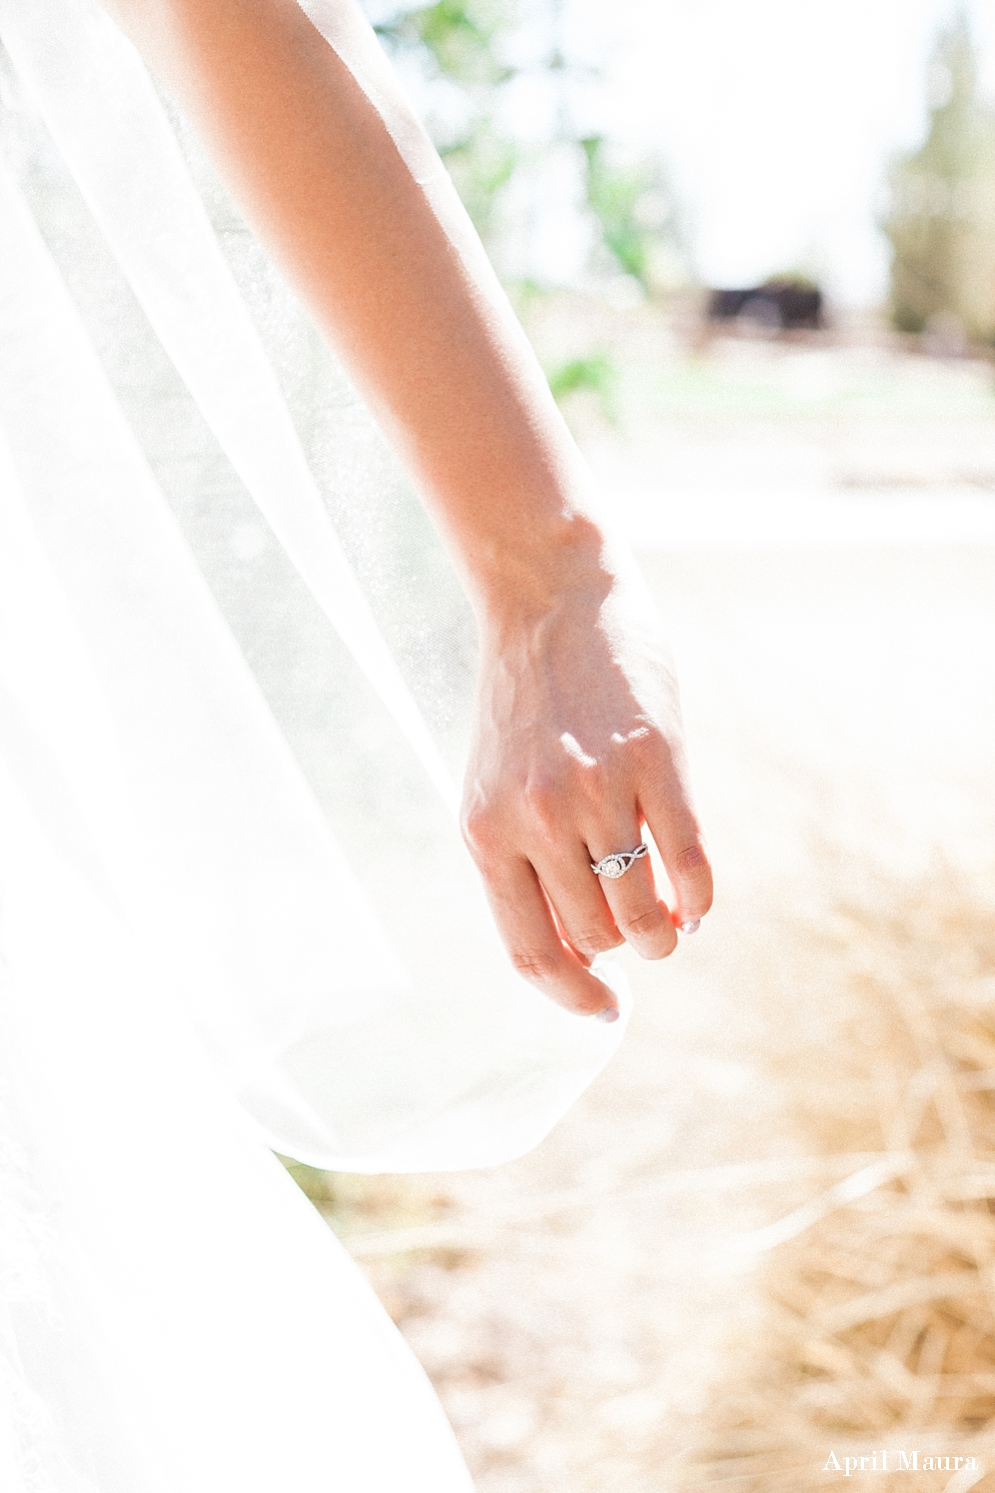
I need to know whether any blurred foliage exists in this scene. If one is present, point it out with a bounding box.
[582,136,651,283]
[546,351,617,421]
[376,0,512,85]
[375,0,522,241]
[435,119,520,239]
[581,135,686,293]
[884,10,995,346]
[372,0,689,297]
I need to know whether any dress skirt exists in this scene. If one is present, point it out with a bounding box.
[0,2,627,1487]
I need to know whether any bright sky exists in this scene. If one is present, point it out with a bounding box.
[556,0,995,304]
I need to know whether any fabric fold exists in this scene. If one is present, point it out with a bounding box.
[0,18,627,1173]
[0,0,457,812]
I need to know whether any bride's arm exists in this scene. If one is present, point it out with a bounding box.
[103,0,712,1018]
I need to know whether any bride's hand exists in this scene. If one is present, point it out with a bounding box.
[107,0,714,1009]
[462,556,712,1019]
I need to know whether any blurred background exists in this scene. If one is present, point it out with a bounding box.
[7,0,995,1487]
[279,2,995,1490]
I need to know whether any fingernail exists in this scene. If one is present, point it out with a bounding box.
[595,1006,620,1024]
[679,919,701,935]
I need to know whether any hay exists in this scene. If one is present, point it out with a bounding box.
[283,861,995,1492]
[682,866,995,1491]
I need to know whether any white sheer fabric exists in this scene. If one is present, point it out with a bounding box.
[0,1,629,1486]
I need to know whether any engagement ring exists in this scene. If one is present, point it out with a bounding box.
[590,843,649,880]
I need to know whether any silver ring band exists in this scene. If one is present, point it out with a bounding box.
[590,843,649,880]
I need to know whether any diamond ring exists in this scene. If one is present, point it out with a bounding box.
[590,843,650,880]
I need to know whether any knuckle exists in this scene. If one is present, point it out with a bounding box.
[521,778,562,838]
[509,948,561,985]
[571,926,625,959]
[675,842,711,880]
[626,726,663,770]
[460,801,497,857]
[618,906,667,941]
[625,724,678,778]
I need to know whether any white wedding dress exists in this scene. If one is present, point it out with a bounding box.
[0,2,628,1488]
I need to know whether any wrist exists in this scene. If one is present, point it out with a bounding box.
[465,507,617,631]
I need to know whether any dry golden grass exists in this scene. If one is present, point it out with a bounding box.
[682,864,995,1491]
[284,858,995,1492]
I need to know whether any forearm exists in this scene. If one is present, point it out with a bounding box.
[103,0,713,1012]
[103,0,609,617]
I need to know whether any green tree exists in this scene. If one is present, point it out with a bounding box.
[375,0,521,241]
[581,135,687,294]
[378,0,510,86]
[373,0,689,296]
[884,10,995,343]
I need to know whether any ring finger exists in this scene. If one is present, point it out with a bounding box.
[587,829,677,960]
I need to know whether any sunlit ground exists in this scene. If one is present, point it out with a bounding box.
[291,319,995,1492]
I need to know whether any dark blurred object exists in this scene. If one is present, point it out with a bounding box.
[707,276,824,333]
